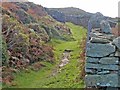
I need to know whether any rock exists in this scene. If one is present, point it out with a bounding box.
[89,12,105,29]
[86,43,115,57]
[90,32,103,38]
[106,87,119,90]
[59,63,65,67]
[86,57,99,63]
[90,37,110,44]
[102,34,116,41]
[99,57,119,65]
[100,20,112,34]
[115,50,120,57]
[108,20,117,28]
[86,63,119,70]
[92,28,101,33]
[109,53,115,56]
[85,74,119,87]
[97,71,110,75]
[85,68,96,74]
[113,37,120,50]
[90,32,116,41]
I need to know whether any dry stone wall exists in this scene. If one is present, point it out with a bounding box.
[85,20,120,88]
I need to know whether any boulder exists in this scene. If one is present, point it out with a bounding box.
[100,20,112,34]
[86,43,115,57]
[113,37,120,50]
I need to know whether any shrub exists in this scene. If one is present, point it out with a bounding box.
[1,37,9,66]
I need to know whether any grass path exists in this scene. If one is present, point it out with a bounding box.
[3,23,87,88]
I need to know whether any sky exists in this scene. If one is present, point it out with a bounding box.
[28,0,119,18]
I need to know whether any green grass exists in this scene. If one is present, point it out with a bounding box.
[3,22,87,88]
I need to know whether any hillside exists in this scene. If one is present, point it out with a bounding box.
[46,7,117,28]
[48,7,90,16]
[3,22,87,88]
[46,7,91,28]
[1,1,88,88]
[1,1,74,85]
[2,1,73,64]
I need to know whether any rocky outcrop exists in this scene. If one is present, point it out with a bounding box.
[85,20,120,88]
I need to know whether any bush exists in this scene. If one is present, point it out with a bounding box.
[16,9,36,24]
[1,37,9,66]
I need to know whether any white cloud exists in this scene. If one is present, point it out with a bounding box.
[28,0,119,17]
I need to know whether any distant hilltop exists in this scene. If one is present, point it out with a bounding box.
[45,7,118,28]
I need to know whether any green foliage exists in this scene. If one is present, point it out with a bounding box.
[3,23,87,88]
[2,2,87,88]
[1,37,9,66]
[41,25,62,40]
[66,22,87,40]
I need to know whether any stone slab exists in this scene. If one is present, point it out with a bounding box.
[85,74,120,87]
[99,57,119,65]
[86,43,115,57]
[90,37,110,44]
[86,63,119,70]
[86,57,99,63]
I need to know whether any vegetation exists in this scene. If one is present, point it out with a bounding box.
[2,2,73,71]
[3,23,87,88]
[1,1,87,88]
[1,37,9,66]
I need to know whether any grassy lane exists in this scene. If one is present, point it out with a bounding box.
[3,23,87,88]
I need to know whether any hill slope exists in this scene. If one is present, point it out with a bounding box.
[1,1,87,88]
[48,7,90,16]
[46,7,93,28]
[3,23,87,88]
[46,7,117,28]
[1,2,73,69]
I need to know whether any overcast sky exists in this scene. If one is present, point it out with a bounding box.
[28,0,119,18]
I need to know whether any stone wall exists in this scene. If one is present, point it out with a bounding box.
[85,20,120,88]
